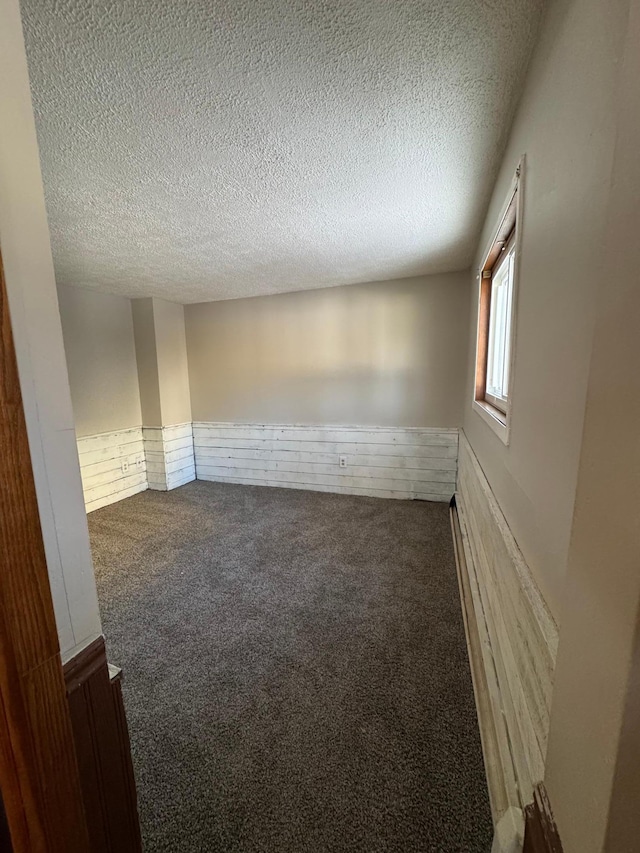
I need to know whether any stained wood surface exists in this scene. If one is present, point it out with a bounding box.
[523,785,564,852]
[455,432,558,816]
[475,275,491,402]
[194,422,458,501]
[0,253,90,850]
[64,637,142,853]
[0,793,12,852]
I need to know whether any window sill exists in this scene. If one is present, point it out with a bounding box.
[473,399,510,446]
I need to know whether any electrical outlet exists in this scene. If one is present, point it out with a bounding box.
[339,455,347,468]
[121,459,130,474]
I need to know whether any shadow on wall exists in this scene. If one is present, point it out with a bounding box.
[185,273,470,429]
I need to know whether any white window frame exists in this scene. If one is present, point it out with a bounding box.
[472,159,524,445]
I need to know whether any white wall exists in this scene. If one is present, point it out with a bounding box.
[130,297,195,493]
[58,285,142,437]
[461,0,640,849]
[186,273,470,429]
[153,298,191,426]
[462,0,626,620]
[0,0,101,659]
[132,296,192,427]
[544,3,640,850]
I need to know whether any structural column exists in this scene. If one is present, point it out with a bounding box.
[132,297,195,490]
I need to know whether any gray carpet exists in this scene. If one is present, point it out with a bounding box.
[88,481,492,853]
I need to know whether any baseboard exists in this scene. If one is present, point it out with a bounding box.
[453,432,558,836]
[64,637,142,852]
[77,427,147,512]
[193,422,458,501]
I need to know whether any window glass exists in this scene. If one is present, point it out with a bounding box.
[485,238,515,410]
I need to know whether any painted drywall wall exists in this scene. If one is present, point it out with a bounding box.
[153,298,191,426]
[58,285,142,437]
[185,273,470,428]
[132,296,191,427]
[462,0,626,620]
[544,3,640,850]
[132,297,162,426]
[0,0,101,658]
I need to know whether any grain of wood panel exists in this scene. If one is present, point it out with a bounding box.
[143,423,195,492]
[198,463,455,493]
[77,427,147,511]
[194,447,457,470]
[193,423,457,445]
[85,483,148,514]
[64,637,142,853]
[450,497,518,822]
[142,422,192,441]
[194,423,458,502]
[523,785,564,852]
[0,252,89,850]
[77,429,144,456]
[454,432,558,816]
[198,456,456,483]
[194,436,458,458]
[475,275,491,402]
[196,474,451,503]
[0,792,12,852]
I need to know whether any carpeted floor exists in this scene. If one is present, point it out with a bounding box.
[88,480,492,853]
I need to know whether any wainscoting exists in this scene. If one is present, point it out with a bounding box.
[452,433,558,842]
[193,422,458,501]
[78,423,457,510]
[142,422,195,491]
[77,427,147,512]
[64,636,142,852]
[77,424,196,510]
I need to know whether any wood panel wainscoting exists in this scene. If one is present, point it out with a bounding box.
[77,422,196,511]
[143,422,196,491]
[194,422,458,502]
[78,426,147,512]
[450,433,560,852]
[64,636,142,853]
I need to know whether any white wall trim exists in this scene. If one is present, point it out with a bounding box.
[453,431,558,824]
[193,422,458,501]
[472,398,510,445]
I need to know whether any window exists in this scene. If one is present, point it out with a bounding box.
[485,231,515,412]
[474,163,522,443]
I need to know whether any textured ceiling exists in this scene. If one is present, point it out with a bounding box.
[22,0,544,303]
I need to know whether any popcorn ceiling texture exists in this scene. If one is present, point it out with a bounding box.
[22,0,544,303]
